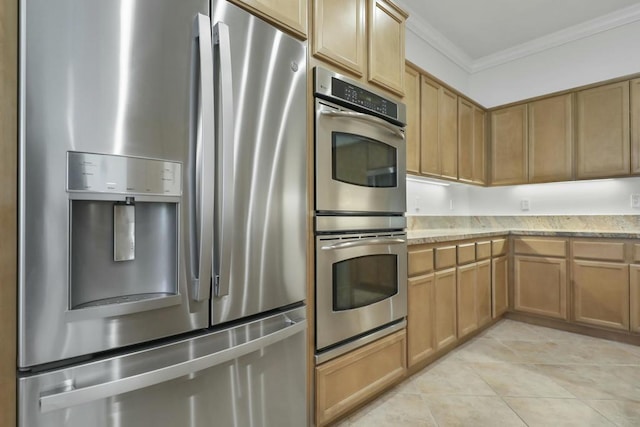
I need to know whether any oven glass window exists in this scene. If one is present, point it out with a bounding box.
[333,254,398,311]
[332,132,397,188]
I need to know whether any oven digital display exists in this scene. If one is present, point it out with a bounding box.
[332,78,398,118]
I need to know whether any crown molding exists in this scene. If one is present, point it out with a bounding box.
[396,1,640,74]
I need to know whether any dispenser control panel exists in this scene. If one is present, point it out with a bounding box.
[67,152,181,196]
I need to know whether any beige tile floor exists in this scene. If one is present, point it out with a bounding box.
[334,319,640,426]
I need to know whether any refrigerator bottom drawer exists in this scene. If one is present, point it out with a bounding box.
[19,307,307,427]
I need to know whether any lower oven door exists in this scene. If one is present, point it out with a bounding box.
[315,232,407,351]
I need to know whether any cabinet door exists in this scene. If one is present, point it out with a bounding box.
[434,268,457,349]
[473,107,486,184]
[490,104,528,185]
[405,63,421,175]
[576,81,630,179]
[514,256,567,319]
[477,259,492,327]
[367,0,407,95]
[439,87,458,180]
[407,274,435,367]
[231,0,307,39]
[420,77,440,176]
[528,94,573,183]
[492,255,509,318]
[457,263,477,338]
[573,260,630,331]
[632,78,640,174]
[631,265,640,333]
[458,98,474,183]
[312,0,365,76]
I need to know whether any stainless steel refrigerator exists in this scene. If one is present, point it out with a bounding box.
[17,0,307,425]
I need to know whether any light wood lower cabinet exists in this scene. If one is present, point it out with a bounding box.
[407,274,435,366]
[631,265,640,333]
[457,263,478,338]
[514,255,567,319]
[477,259,492,327]
[572,260,630,330]
[315,330,406,426]
[492,255,509,318]
[435,268,457,349]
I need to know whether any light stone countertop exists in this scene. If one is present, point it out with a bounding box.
[407,228,640,245]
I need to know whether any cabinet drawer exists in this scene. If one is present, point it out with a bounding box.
[514,237,566,257]
[315,330,406,426]
[492,238,508,256]
[457,243,476,265]
[408,247,434,276]
[435,246,457,269]
[635,244,640,263]
[476,241,491,260]
[573,240,625,261]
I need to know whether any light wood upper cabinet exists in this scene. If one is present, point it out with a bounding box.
[528,94,573,183]
[573,260,630,331]
[420,77,440,175]
[576,81,630,179]
[459,99,485,184]
[312,0,365,76]
[632,78,640,174]
[419,77,458,179]
[440,88,458,180]
[473,107,486,184]
[407,274,436,367]
[490,104,528,185]
[367,0,407,96]
[405,63,421,175]
[458,98,474,182]
[231,0,307,39]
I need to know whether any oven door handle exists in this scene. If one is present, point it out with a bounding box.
[320,110,405,139]
[321,237,406,250]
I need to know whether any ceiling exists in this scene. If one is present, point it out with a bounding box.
[396,0,640,71]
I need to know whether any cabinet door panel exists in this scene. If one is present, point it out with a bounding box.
[367,0,406,95]
[407,274,435,366]
[439,88,458,180]
[491,104,528,185]
[435,268,457,349]
[312,0,365,75]
[457,263,477,338]
[405,63,421,175]
[528,94,573,183]
[631,265,640,333]
[632,78,640,174]
[473,107,486,184]
[492,255,509,318]
[573,260,630,331]
[458,98,474,182]
[576,81,630,179]
[514,256,567,319]
[477,259,492,327]
[420,77,440,176]
[231,0,307,38]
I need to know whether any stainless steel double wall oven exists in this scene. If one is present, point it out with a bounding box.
[314,67,408,363]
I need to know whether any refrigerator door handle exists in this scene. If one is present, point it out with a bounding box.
[39,318,307,413]
[189,13,215,302]
[212,22,235,298]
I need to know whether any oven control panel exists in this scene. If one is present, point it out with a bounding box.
[314,67,406,126]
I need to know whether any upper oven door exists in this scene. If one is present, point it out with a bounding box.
[315,233,407,351]
[315,100,406,214]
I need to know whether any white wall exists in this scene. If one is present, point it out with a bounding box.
[407,177,640,216]
[469,20,640,107]
[405,30,470,95]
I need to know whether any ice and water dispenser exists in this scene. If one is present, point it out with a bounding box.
[67,152,182,318]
